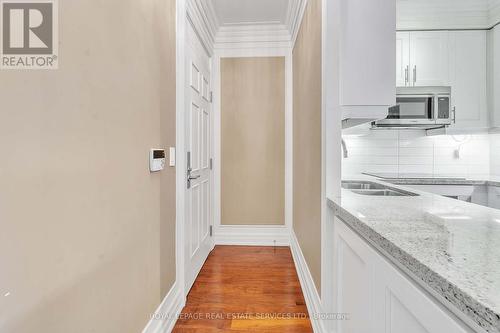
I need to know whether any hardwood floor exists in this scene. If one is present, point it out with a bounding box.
[172,246,313,333]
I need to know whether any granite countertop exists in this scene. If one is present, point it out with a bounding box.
[361,173,500,187]
[328,176,500,333]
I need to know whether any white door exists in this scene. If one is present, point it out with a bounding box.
[396,32,410,87]
[184,22,213,293]
[410,31,449,86]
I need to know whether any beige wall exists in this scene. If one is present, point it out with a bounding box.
[221,57,285,225]
[0,0,176,332]
[293,0,322,293]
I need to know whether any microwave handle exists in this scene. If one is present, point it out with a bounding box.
[452,106,456,124]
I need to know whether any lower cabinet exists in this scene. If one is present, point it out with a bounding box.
[333,217,474,333]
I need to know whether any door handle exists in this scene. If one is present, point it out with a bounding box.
[187,174,200,189]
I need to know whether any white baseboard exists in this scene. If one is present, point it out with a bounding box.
[290,231,327,333]
[142,282,184,333]
[214,225,290,246]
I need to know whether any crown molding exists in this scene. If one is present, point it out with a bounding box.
[192,0,308,51]
[490,0,500,27]
[202,0,220,34]
[187,0,217,55]
[287,0,308,47]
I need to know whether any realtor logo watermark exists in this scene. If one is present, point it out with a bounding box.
[0,0,58,69]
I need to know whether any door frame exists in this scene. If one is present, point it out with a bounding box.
[212,47,294,245]
[175,0,187,302]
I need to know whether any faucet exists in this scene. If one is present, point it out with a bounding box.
[341,139,348,158]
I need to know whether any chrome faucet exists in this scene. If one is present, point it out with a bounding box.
[341,139,348,158]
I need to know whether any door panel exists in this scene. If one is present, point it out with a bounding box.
[333,218,374,333]
[387,292,428,333]
[410,32,449,86]
[396,32,410,87]
[334,218,473,333]
[448,31,488,129]
[185,22,213,293]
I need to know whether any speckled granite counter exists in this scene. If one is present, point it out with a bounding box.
[361,173,500,187]
[328,177,500,333]
[386,178,500,187]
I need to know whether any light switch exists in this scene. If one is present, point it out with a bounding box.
[169,147,176,167]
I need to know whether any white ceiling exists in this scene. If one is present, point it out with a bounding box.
[210,0,290,26]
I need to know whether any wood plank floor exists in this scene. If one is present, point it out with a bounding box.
[172,246,313,333]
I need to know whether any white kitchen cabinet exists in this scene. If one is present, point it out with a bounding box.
[490,25,500,128]
[333,216,375,333]
[410,31,450,86]
[448,31,488,131]
[333,0,396,123]
[333,217,475,333]
[396,31,449,87]
[396,32,411,87]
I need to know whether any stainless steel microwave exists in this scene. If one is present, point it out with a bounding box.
[373,86,453,129]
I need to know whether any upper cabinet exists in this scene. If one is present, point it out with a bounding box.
[396,32,410,87]
[333,0,396,123]
[449,31,488,131]
[396,30,490,132]
[490,26,500,129]
[396,31,449,87]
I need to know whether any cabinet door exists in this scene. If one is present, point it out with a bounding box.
[492,26,500,128]
[334,218,474,333]
[410,32,449,86]
[333,217,376,333]
[373,250,473,333]
[449,31,488,130]
[396,32,410,87]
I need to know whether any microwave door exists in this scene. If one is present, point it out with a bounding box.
[384,95,435,125]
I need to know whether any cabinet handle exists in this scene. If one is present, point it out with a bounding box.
[413,65,417,86]
[405,66,409,86]
[452,106,456,124]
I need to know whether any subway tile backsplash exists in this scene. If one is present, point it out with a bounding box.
[342,130,492,179]
[491,134,500,177]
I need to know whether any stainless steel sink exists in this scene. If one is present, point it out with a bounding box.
[341,181,387,190]
[342,181,418,197]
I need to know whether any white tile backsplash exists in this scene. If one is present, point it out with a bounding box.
[490,134,500,177]
[342,130,492,178]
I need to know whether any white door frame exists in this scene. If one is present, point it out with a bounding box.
[211,47,293,246]
[175,0,187,302]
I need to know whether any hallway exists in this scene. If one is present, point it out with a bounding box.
[173,246,313,332]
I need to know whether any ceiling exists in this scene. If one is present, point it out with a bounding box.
[210,0,290,26]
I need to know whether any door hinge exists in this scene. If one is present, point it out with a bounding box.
[209,225,213,237]
[209,158,213,170]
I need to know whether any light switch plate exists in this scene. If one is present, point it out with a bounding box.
[169,147,176,166]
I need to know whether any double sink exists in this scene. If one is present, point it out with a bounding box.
[342,181,418,197]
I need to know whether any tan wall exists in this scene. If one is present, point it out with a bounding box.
[0,0,176,332]
[221,57,285,225]
[293,0,322,293]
